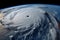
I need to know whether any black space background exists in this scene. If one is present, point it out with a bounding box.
[0,0,60,9]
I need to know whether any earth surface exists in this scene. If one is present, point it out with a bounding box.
[0,4,60,40]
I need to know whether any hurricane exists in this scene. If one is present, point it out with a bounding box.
[0,4,60,40]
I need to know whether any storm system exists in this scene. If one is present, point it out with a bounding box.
[0,4,60,40]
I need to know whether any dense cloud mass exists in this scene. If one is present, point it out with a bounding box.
[0,4,60,40]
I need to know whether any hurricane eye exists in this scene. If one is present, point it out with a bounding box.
[26,15,29,17]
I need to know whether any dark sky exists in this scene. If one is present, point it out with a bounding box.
[0,0,60,9]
